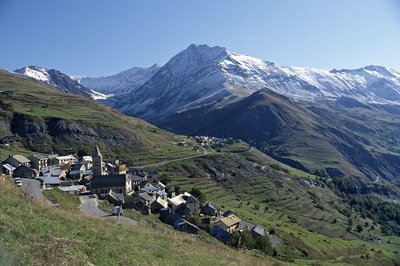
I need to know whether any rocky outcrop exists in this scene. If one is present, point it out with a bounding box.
[9,113,138,153]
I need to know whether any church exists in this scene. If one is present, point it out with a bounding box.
[90,145,132,196]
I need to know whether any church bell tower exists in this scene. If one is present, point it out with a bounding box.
[92,145,103,176]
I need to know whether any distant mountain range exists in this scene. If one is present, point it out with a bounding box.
[14,44,400,186]
[71,64,160,95]
[104,44,400,121]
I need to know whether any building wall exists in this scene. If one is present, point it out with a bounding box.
[92,186,126,196]
[31,159,48,171]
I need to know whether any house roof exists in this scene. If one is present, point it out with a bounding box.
[47,154,59,160]
[168,192,192,207]
[129,174,144,182]
[58,185,82,192]
[2,163,15,171]
[157,191,167,197]
[219,214,241,228]
[204,202,218,210]
[154,197,168,208]
[56,155,76,161]
[38,176,61,185]
[252,225,265,236]
[41,166,61,177]
[138,192,155,202]
[82,156,92,162]
[211,226,231,243]
[157,182,166,189]
[141,186,159,194]
[29,154,47,161]
[90,174,126,189]
[222,210,234,217]
[72,162,85,171]
[15,165,37,173]
[174,217,187,227]
[168,196,185,207]
[10,155,30,164]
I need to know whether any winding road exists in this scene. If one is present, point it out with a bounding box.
[79,195,137,225]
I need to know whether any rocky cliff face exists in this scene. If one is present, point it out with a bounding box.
[9,113,138,154]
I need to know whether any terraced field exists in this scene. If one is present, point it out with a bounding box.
[152,146,400,265]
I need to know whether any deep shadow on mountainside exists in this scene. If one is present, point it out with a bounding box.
[159,89,400,197]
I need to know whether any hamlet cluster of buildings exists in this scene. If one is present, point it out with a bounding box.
[191,136,238,152]
[0,142,266,245]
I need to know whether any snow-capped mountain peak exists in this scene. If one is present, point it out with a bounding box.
[74,64,160,94]
[17,66,51,83]
[14,66,103,99]
[109,44,400,121]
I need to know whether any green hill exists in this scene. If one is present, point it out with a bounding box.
[151,143,400,265]
[0,176,276,265]
[0,69,197,165]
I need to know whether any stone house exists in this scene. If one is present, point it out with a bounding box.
[54,155,77,166]
[82,156,92,170]
[69,162,85,180]
[217,214,241,233]
[134,192,156,214]
[13,165,39,179]
[1,164,15,176]
[201,202,219,217]
[28,155,48,171]
[151,197,168,213]
[251,225,266,239]
[2,155,31,168]
[174,218,199,234]
[90,174,132,196]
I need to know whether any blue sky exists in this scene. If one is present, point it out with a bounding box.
[0,0,399,76]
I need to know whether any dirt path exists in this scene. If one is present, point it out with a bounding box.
[136,151,209,169]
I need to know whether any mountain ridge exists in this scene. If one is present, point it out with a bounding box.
[73,64,160,94]
[14,66,108,100]
[94,44,400,123]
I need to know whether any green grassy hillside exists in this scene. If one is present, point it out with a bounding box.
[151,143,400,265]
[0,70,197,165]
[0,176,277,265]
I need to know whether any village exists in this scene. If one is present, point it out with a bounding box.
[1,134,271,249]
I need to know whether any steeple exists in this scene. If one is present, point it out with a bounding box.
[93,145,102,157]
[92,145,103,176]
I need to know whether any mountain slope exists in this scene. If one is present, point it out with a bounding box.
[161,88,400,192]
[0,69,197,165]
[161,89,363,178]
[73,64,160,94]
[14,66,107,99]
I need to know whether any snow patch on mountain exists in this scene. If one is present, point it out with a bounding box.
[89,90,113,100]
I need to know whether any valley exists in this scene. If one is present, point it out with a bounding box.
[2,45,400,265]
